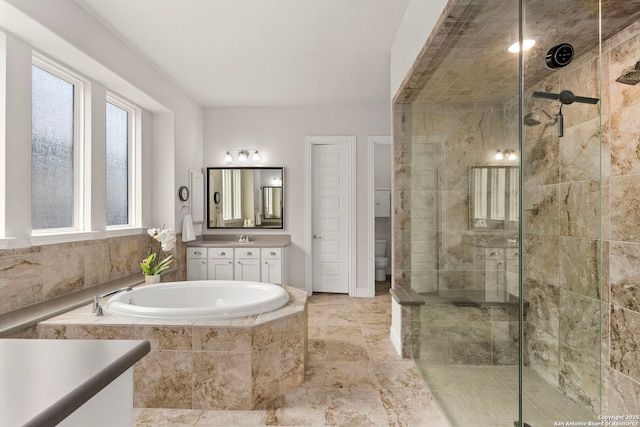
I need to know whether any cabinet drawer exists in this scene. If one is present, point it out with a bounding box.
[235,248,260,259]
[208,248,233,259]
[187,247,207,259]
[261,248,282,259]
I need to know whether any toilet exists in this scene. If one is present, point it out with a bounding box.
[375,240,389,282]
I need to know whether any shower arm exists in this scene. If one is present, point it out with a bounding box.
[532,90,598,138]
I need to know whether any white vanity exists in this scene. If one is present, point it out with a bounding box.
[187,235,289,284]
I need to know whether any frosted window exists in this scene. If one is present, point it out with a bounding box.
[106,102,129,226]
[31,65,75,230]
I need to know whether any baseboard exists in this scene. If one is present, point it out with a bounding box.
[389,327,402,356]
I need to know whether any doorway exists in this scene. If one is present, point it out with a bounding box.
[305,136,356,295]
[368,136,392,297]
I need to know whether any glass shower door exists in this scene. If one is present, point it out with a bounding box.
[519,0,609,425]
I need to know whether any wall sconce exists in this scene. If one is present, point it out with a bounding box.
[223,149,261,163]
[495,149,517,161]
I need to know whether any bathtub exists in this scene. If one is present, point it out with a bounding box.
[103,280,289,320]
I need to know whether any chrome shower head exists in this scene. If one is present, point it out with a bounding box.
[616,61,640,85]
[523,108,555,127]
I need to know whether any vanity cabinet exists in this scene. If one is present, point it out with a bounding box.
[186,243,288,284]
[261,248,286,284]
[234,248,261,281]
[186,248,207,281]
[483,246,519,301]
[207,248,234,280]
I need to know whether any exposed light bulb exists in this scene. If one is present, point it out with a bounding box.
[224,151,232,162]
[252,150,261,161]
[495,150,504,160]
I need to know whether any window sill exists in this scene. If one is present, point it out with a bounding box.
[0,237,17,250]
[104,227,146,238]
[30,231,96,246]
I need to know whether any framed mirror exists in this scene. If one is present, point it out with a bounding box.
[469,166,519,230]
[206,167,284,229]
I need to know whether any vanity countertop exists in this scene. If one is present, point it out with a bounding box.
[188,234,291,248]
[0,339,150,427]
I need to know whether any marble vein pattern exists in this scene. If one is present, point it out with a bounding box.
[133,283,451,426]
[35,285,308,410]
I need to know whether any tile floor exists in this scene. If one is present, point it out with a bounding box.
[419,365,598,427]
[134,281,451,427]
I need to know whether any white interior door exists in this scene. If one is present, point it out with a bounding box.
[311,142,351,293]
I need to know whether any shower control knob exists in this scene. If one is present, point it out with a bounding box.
[546,43,574,69]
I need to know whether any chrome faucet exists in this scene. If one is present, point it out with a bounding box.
[93,287,132,316]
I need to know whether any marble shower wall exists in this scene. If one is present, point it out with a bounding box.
[394,13,640,419]
[399,102,518,295]
[520,19,640,413]
[0,234,186,317]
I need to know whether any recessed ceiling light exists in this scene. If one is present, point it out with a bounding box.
[508,39,536,53]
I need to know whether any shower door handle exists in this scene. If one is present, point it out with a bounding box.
[523,204,539,215]
[313,235,322,239]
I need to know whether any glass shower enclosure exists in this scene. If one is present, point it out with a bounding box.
[393,0,640,425]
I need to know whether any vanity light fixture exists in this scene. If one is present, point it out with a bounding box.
[223,149,262,163]
[495,149,517,161]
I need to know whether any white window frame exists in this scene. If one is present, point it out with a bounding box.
[105,93,141,230]
[31,55,88,239]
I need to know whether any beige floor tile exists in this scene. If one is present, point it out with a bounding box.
[325,360,379,389]
[325,389,388,427]
[135,284,452,427]
[262,387,326,426]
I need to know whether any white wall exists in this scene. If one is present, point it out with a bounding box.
[0,0,203,241]
[203,106,391,292]
[390,0,449,100]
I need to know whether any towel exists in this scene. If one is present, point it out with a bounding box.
[182,214,196,242]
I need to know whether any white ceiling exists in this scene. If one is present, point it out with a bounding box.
[73,0,410,108]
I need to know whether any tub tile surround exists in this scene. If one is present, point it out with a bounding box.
[35,285,308,410]
[133,284,452,427]
[392,12,640,420]
[0,233,186,317]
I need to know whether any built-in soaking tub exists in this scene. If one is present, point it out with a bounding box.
[34,282,307,410]
[104,280,290,320]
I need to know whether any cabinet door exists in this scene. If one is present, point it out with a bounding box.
[234,258,261,281]
[261,259,282,283]
[208,259,234,280]
[187,258,208,281]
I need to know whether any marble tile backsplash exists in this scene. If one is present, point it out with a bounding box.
[0,234,185,316]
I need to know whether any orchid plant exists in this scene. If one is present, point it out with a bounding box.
[140,227,176,276]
